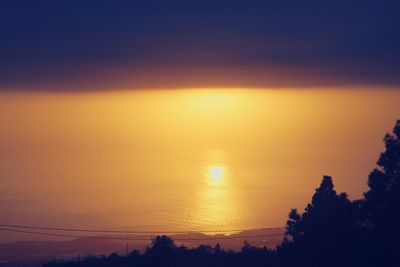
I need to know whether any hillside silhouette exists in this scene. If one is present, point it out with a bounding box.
[36,120,400,267]
[0,228,285,264]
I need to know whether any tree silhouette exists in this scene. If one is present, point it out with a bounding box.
[146,235,177,256]
[282,176,359,266]
[364,120,400,263]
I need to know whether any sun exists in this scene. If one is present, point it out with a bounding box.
[208,166,225,181]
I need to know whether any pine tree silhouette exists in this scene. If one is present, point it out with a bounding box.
[283,176,358,267]
[364,120,400,263]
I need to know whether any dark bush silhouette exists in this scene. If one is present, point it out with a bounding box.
[43,240,277,267]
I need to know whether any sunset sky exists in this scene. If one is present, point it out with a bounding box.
[1,1,400,244]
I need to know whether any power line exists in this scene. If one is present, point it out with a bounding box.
[0,228,148,241]
[0,223,284,234]
[0,228,284,241]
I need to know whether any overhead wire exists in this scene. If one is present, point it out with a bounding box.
[0,223,284,234]
[0,227,285,241]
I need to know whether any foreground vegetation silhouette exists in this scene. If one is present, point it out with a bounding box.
[44,120,400,267]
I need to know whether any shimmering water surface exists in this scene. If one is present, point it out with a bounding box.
[1,89,400,242]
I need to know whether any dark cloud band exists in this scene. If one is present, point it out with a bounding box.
[1,0,399,90]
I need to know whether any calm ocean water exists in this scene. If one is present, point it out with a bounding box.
[1,89,399,242]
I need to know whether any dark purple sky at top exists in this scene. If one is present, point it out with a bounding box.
[0,0,399,90]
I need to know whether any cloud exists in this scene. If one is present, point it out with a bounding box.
[0,0,399,90]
